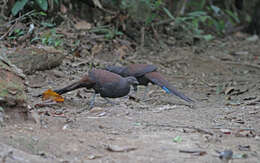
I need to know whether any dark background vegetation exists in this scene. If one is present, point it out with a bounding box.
[0,0,260,49]
[1,1,260,162]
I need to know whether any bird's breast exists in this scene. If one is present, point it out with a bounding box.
[97,80,130,98]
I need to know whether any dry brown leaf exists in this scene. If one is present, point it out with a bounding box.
[235,129,256,137]
[42,89,64,102]
[74,21,92,30]
[225,87,235,95]
[73,49,81,57]
[91,44,103,56]
[115,45,129,60]
[89,107,105,113]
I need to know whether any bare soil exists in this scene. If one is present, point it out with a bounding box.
[1,34,260,162]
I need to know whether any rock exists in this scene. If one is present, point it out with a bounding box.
[0,55,28,122]
[0,60,26,107]
[3,46,65,75]
[0,143,59,163]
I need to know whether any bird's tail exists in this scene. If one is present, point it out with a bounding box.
[161,85,194,103]
[54,76,94,95]
[145,72,194,103]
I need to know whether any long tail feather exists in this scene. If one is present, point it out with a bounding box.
[145,72,194,103]
[162,86,194,102]
[54,82,84,95]
[54,77,94,95]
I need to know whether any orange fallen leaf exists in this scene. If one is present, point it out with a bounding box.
[42,89,64,102]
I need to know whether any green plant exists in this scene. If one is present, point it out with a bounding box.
[120,0,164,26]
[206,4,240,35]
[174,11,214,41]
[106,29,123,39]
[32,28,63,47]
[12,0,59,16]
[143,0,163,26]
[90,26,123,40]
[8,29,25,40]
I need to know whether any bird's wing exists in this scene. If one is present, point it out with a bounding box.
[127,64,157,77]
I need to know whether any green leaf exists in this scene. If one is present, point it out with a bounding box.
[210,5,220,15]
[199,0,206,9]
[203,34,214,41]
[163,7,174,19]
[188,11,206,17]
[54,40,62,47]
[8,36,16,40]
[200,16,209,23]
[35,0,48,11]
[11,0,29,16]
[39,11,47,16]
[173,136,182,143]
[54,0,59,5]
[134,122,141,126]
[225,10,240,23]
[41,37,47,44]
[41,22,56,28]
[31,37,40,42]
[145,13,156,25]
[233,153,248,159]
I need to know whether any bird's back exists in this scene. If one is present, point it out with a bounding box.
[89,69,121,84]
[126,64,157,77]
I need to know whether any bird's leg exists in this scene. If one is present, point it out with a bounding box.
[89,93,96,108]
[124,85,138,102]
[133,84,138,92]
[142,85,149,100]
[77,93,96,114]
[128,84,138,98]
[133,84,138,96]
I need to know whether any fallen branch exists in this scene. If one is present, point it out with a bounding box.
[179,150,207,156]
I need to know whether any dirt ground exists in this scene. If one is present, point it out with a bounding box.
[1,34,260,162]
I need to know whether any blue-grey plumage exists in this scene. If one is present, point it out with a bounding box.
[106,64,194,103]
[54,69,139,107]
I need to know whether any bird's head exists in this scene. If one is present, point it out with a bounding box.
[125,76,139,85]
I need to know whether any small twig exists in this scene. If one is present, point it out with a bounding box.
[211,127,255,131]
[142,98,154,102]
[179,150,207,156]
[4,10,35,26]
[193,127,214,135]
[0,0,8,20]
[98,7,117,15]
[175,0,188,17]
[0,23,16,40]
[153,19,174,26]
[144,123,214,135]
[1,10,36,40]
[151,25,160,41]
[140,26,145,49]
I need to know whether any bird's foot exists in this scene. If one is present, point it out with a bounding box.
[76,98,95,114]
